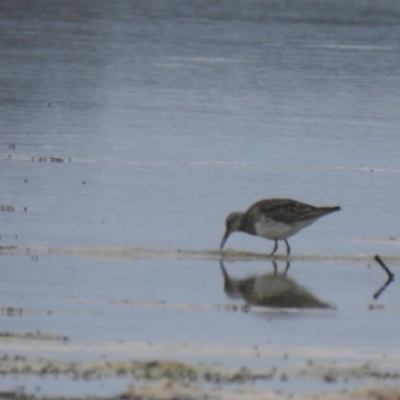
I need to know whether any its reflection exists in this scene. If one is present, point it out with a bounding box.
[220,261,330,309]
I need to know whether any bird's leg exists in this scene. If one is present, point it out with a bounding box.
[269,239,278,256]
[283,261,291,276]
[284,239,291,255]
[272,260,278,276]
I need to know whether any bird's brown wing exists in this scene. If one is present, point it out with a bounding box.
[248,198,320,224]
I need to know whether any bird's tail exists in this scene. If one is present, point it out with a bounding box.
[321,206,341,213]
[316,206,341,218]
[299,206,341,222]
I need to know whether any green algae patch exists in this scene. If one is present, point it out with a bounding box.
[4,245,400,265]
[126,360,198,380]
[300,360,400,382]
[2,383,400,400]
[1,356,400,400]
[0,356,399,385]
[0,357,275,382]
[0,331,69,342]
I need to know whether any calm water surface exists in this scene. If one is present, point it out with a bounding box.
[1,0,400,396]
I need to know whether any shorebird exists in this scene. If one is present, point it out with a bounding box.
[220,198,340,255]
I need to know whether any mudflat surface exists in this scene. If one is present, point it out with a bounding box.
[1,1,400,398]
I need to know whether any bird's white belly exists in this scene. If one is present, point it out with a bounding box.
[254,218,316,240]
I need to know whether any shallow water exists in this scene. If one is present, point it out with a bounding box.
[1,0,400,397]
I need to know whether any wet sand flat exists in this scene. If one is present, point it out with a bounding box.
[0,251,399,398]
[2,0,400,398]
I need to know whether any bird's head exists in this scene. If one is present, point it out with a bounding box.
[220,212,244,249]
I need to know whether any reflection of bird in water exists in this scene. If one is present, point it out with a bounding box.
[220,261,330,308]
[220,198,340,255]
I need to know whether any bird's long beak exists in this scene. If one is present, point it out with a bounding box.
[220,230,231,249]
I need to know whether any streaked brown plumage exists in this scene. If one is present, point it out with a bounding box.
[220,198,340,255]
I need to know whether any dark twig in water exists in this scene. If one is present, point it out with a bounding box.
[373,255,395,300]
[374,255,394,280]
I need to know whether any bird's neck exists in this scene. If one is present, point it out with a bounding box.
[238,213,257,235]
